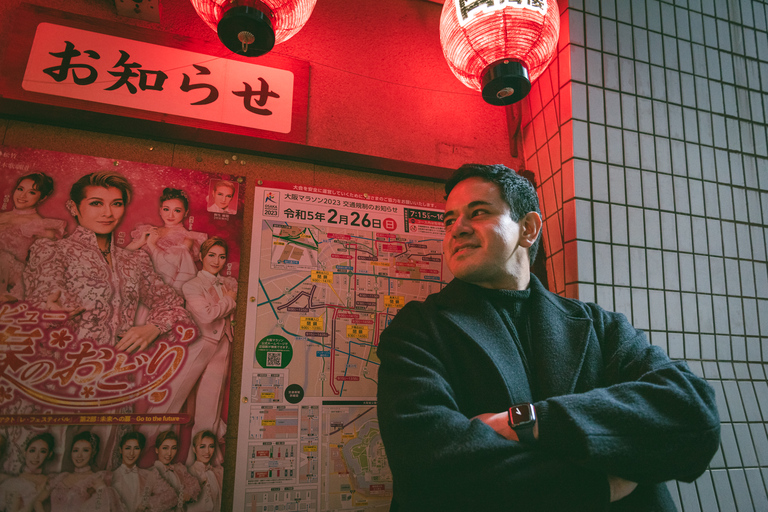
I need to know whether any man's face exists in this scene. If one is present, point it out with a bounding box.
[214,186,234,209]
[442,177,523,289]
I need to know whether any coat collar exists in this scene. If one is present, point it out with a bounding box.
[436,275,593,400]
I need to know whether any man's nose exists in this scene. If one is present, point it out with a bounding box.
[452,214,472,236]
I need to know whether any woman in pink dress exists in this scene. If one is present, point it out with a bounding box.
[49,431,125,512]
[151,431,200,512]
[0,172,66,302]
[185,431,222,512]
[0,433,55,512]
[127,188,207,295]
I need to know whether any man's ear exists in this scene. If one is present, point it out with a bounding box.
[519,212,542,248]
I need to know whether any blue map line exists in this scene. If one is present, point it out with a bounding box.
[302,335,378,365]
[340,349,352,395]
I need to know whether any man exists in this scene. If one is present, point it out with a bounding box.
[376,164,720,511]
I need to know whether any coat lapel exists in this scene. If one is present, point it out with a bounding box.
[527,276,594,398]
[437,277,596,404]
[438,280,532,404]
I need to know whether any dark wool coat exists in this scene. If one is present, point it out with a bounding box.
[377,275,720,511]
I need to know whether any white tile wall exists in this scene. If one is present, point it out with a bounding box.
[523,0,768,508]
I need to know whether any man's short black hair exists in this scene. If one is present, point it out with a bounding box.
[445,163,541,264]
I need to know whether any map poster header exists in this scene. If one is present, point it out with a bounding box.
[235,181,451,511]
[257,180,446,237]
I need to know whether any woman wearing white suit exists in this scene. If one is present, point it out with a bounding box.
[141,237,237,451]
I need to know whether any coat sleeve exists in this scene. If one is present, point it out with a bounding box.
[535,305,721,484]
[376,302,613,511]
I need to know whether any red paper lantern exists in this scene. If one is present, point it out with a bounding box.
[440,0,560,105]
[190,0,316,57]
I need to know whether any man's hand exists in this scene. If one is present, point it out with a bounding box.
[472,411,538,442]
[608,475,637,502]
[115,324,161,353]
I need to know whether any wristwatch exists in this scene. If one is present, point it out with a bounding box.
[508,403,537,443]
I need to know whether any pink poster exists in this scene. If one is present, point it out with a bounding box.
[0,146,244,511]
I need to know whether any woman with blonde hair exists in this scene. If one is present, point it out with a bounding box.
[141,237,236,450]
[151,431,200,511]
[185,431,221,512]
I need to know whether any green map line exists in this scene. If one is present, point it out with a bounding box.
[257,275,311,307]
[307,227,320,246]
[272,234,319,251]
[258,279,280,318]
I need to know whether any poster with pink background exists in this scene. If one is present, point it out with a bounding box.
[0,145,244,512]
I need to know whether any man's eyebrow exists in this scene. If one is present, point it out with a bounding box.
[444,199,494,218]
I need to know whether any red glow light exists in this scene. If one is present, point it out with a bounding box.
[190,0,316,46]
[440,0,560,93]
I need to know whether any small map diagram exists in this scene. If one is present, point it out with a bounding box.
[322,403,392,512]
[249,405,298,439]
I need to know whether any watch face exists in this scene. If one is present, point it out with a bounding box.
[510,405,533,424]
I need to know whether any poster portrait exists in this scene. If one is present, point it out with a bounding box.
[0,146,244,512]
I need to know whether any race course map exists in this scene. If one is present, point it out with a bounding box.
[234,183,450,511]
[255,219,448,397]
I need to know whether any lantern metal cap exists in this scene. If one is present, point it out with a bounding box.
[481,60,531,106]
[217,5,275,57]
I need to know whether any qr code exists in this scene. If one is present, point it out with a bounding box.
[266,351,282,367]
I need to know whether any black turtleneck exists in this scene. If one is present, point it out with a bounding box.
[483,286,535,397]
